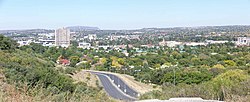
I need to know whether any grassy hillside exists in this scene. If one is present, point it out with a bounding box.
[0,50,116,102]
[0,35,114,102]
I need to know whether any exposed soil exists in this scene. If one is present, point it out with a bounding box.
[71,71,99,88]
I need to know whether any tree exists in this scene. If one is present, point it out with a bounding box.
[71,40,78,47]
[178,59,190,67]
[224,60,236,67]
[210,69,249,100]
[191,57,201,66]
[118,58,125,65]
[29,42,46,53]
[171,51,182,59]
[161,70,212,85]
[100,58,107,64]
[104,58,112,71]
[153,64,161,69]
[70,56,80,67]
[0,35,18,51]
[111,56,121,68]
[212,64,225,69]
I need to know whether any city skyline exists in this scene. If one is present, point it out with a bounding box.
[0,0,250,30]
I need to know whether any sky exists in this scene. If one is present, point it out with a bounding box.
[0,0,250,30]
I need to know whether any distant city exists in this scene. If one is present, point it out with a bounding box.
[1,25,249,52]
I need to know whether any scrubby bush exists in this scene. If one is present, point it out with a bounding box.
[140,69,250,101]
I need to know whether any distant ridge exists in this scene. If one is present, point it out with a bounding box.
[0,29,54,33]
[66,26,100,31]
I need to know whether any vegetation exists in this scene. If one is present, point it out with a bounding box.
[76,43,249,101]
[140,70,250,101]
[132,44,250,101]
[0,35,18,51]
[0,35,113,101]
[1,34,249,101]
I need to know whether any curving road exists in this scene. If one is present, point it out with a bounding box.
[103,73,139,98]
[93,72,137,101]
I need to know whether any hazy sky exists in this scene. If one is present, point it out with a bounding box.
[0,0,250,30]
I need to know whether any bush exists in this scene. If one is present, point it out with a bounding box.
[161,70,212,85]
[0,35,18,51]
[141,69,250,101]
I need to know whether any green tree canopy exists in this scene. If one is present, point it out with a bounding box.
[0,35,18,51]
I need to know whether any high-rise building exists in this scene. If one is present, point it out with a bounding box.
[55,28,71,47]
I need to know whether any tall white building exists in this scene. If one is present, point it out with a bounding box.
[55,28,71,47]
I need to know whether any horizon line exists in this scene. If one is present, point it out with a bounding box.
[1,24,250,31]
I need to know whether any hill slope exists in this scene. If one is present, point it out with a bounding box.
[0,35,114,102]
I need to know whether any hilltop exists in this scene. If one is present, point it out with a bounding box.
[66,26,100,31]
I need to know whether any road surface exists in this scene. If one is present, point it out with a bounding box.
[93,72,137,101]
[103,73,139,98]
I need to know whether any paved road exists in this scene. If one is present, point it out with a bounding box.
[95,73,137,101]
[103,73,139,98]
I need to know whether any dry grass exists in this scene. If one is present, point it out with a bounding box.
[0,80,117,102]
[0,80,33,102]
[0,69,116,102]
[113,73,160,94]
[71,71,99,88]
[225,95,250,102]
